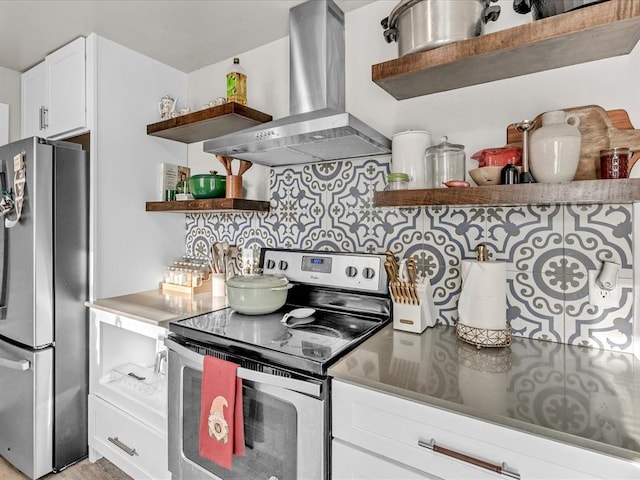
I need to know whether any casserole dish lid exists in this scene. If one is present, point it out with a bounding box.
[227,274,289,289]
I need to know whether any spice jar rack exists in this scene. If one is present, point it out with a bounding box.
[160,256,212,295]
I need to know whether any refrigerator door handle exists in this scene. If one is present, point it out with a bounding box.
[0,167,8,319]
[0,355,30,371]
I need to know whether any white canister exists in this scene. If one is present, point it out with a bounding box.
[391,130,432,188]
[529,111,581,183]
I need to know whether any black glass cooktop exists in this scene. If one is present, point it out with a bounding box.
[170,306,389,375]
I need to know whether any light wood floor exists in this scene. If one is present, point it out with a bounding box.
[0,456,132,480]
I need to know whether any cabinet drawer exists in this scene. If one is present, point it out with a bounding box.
[333,438,436,479]
[332,380,637,480]
[89,395,169,480]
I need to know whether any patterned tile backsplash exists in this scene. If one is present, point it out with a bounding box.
[185,156,635,353]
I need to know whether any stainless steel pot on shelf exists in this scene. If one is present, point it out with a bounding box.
[382,0,501,57]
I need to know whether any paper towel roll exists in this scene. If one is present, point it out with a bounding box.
[458,260,507,330]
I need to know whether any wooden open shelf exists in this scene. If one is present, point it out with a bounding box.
[146,102,272,143]
[374,179,640,208]
[373,0,640,100]
[145,198,270,213]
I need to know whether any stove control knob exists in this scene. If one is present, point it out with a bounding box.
[345,266,358,278]
[265,259,276,270]
[363,267,376,280]
[278,260,288,271]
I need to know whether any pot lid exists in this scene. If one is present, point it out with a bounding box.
[227,274,289,289]
[426,136,465,153]
[190,173,226,180]
[392,129,430,139]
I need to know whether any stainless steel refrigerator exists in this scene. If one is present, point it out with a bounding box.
[0,137,89,479]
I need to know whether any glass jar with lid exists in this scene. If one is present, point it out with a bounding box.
[385,173,410,190]
[425,136,466,188]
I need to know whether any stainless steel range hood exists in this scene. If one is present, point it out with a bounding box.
[203,0,391,167]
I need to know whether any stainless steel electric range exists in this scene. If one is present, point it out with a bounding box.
[166,249,391,480]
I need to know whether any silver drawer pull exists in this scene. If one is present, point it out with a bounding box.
[108,436,138,457]
[418,439,520,479]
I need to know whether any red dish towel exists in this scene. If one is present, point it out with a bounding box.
[199,356,245,469]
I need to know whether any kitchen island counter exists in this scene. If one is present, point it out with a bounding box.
[329,324,640,463]
[86,289,226,327]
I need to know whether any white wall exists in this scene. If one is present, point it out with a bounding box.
[0,66,21,142]
[0,104,8,145]
[92,35,188,299]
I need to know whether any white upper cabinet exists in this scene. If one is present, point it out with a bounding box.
[21,37,87,139]
[47,37,86,137]
[21,61,47,138]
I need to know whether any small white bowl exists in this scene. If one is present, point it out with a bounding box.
[469,166,521,186]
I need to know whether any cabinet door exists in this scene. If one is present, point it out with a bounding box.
[21,61,48,138]
[46,37,86,138]
[332,380,637,480]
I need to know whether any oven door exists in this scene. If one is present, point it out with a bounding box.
[166,337,327,480]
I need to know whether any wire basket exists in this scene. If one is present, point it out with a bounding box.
[455,322,512,349]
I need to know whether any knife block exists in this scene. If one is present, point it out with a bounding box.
[391,281,437,333]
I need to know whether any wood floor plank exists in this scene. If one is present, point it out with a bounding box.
[0,456,132,480]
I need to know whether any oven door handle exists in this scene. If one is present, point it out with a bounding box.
[165,337,321,397]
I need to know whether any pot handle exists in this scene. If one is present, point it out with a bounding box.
[565,113,581,128]
[483,4,501,23]
[512,0,532,14]
[381,0,422,43]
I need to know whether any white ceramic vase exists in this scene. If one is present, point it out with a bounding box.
[529,110,581,183]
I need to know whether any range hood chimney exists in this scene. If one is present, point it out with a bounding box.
[203,0,391,166]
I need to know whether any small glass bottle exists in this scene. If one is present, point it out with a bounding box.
[500,164,520,185]
[226,57,247,106]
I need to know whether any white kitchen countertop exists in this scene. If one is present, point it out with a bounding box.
[329,324,640,463]
[85,289,227,327]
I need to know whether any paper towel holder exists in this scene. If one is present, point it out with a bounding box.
[456,245,512,349]
[476,244,488,262]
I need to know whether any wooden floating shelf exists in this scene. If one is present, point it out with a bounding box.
[373,179,640,208]
[146,102,272,143]
[372,0,640,99]
[145,198,270,213]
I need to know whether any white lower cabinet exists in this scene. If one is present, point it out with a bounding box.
[89,396,168,480]
[331,380,638,480]
[88,308,169,480]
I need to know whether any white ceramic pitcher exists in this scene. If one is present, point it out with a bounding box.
[529,110,581,183]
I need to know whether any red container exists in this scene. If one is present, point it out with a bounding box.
[600,148,629,179]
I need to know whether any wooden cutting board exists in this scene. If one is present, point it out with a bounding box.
[506,106,640,180]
